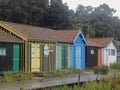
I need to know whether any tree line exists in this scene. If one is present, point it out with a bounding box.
[0,0,120,39]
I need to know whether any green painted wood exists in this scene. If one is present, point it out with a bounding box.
[13,44,20,73]
[56,44,62,70]
[56,43,72,70]
[68,45,72,68]
[61,45,68,69]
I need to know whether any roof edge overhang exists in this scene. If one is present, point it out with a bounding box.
[73,30,88,45]
[104,37,117,48]
[29,39,57,43]
[0,23,28,41]
[0,40,23,43]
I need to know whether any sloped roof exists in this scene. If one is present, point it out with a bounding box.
[87,37,113,47]
[0,30,23,43]
[0,21,67,42]
[56,30,80,43]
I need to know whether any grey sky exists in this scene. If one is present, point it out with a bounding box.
[62,0,120,17]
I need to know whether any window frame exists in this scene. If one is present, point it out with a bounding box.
[111,49,115,56]
[0,48,7,56]
[90,49,94,55]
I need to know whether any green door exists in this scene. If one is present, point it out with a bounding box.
[13,44,20,73]
[61,45,68,69]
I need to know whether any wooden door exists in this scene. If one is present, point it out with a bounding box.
[31,44,40,72]
[75,46,81,69]
[98,49,101,67]
[13,44,20,73]
[61,46,68,69]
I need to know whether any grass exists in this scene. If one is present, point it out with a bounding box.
[1,72,34,83]
[45,71,120,90]
[51,69,82,77]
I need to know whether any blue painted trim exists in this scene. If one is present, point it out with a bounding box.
[72,29,87,69]
[80,31,88,45]
[73,30,88,45]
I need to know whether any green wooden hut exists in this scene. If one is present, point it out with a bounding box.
[0,29,22,74]
[56,43,72,69]
[55,30,86,70]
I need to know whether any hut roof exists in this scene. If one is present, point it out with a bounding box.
[55,30,80,43]
[87,37,113,47]
[0,21,67,42]
[0,30,23,43]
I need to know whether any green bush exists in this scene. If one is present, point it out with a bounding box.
[93,66,101,74]
[100,65,109,75]
[110,63,120,70]
[93,65,109,75]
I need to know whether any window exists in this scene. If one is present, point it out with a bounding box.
[111,49,115,56]
[90,49,94,55]
[0,48,6,56]
[107,49,115,56]
[109,49,111,55]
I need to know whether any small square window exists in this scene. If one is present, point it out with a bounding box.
[0,48,6,56]
[111,49,115,56]
[90,49,94,54]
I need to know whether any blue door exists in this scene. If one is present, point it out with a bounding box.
[75,46,81,69]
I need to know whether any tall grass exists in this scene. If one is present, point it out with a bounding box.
[49,69,120,90]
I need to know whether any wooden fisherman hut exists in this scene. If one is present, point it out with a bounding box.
[0,29,22,74]
[0,21,62,73]
[56,30,87,70]
[86,38,117,67]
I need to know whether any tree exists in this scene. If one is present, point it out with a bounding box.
[0,0,49,26]
[44,0,74,29]
[75,4,119,38]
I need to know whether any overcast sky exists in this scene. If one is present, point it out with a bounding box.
[62,0,120,17]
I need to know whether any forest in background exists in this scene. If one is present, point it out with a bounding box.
[0,0,120,39]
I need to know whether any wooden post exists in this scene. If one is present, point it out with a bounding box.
[78,72,80,85]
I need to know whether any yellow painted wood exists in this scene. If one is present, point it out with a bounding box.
[0,23,27,41]
[31,43,40,72]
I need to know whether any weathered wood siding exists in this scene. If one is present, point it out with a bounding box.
[40,44,56,73]
[0,42,20,74]
[20,42,31,73]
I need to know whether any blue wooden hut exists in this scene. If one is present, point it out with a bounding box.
[72,31,87,69]
[56,30,87,69]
